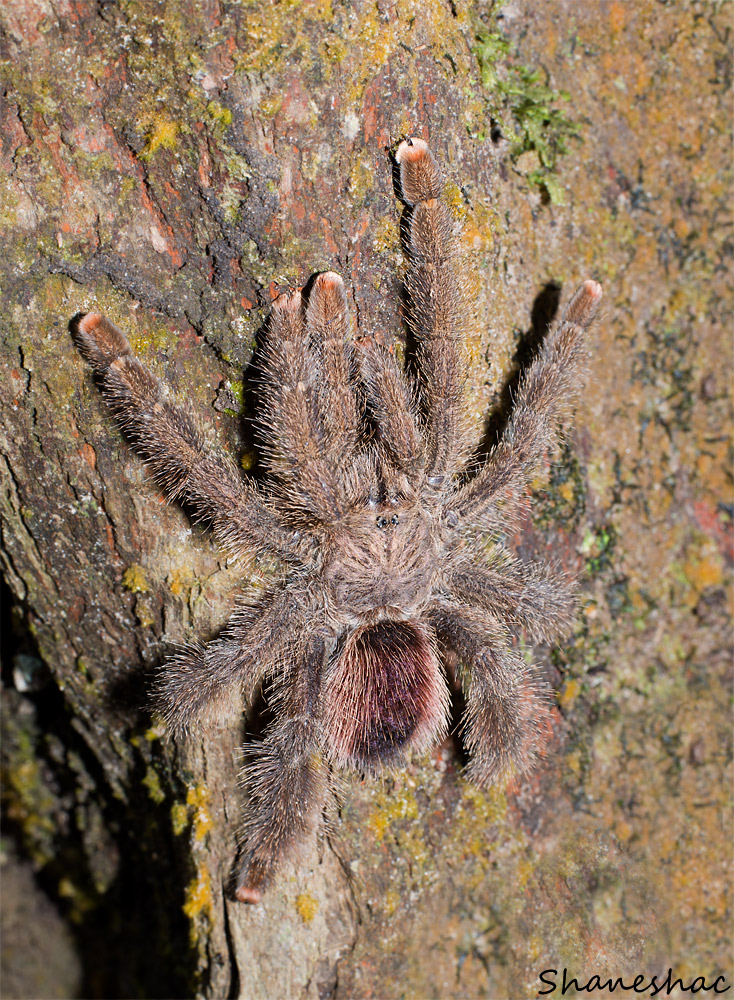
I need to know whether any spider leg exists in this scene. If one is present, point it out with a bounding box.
[396,138,471,484]
[446,548,578,644]
[71,313,312,565]
[357,340,425,483]
[428,601,549,784]
[447,280,603,529]
[259,279,359,519]
[234,633,330,903]
[306,272,362,465]
[156,585,314,733]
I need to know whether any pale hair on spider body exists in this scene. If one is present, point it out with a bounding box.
[72,135,602,903]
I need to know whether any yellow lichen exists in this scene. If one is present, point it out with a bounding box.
[383,888,401,917]
[142,766,165,804]
[122,564,150,593]
[183,864,213,923]
[259,93,283,119]
[558,678,581,710]
[186,784,214,841]
[366,784,419,840]
[443,180,467,220]
[348,155,374,202]
[140,116,180,159]
[372,217,400,254]
[295,891,319,923]
[133,595,155,628]
[57,878,96,924]
[170,801,189,837]
[128,321,178,355]
[144,721,166,742]
[207,100,232,128]
[558,479,576,504]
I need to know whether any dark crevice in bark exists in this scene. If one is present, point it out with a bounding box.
[1,578,197,998]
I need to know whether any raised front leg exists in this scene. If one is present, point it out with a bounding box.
[306,272,362,469]
[396,137,471,484]
[259,287,346,519]
[72,312,313,565]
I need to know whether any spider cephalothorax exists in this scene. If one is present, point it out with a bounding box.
[72,137,602,903]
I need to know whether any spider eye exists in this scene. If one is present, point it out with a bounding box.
[376,516,388,529]
[390,514,399,525]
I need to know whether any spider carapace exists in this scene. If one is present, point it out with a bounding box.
[72,137,602,902]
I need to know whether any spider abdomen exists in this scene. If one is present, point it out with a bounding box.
[323,620,450,770]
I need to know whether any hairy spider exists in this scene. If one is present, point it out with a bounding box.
[72,137,602,903]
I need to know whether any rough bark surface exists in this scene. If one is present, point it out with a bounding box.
[1,1,731,999]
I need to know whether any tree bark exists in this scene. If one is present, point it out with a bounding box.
[2,2,731,999]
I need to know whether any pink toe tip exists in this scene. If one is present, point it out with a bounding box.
[235,885,263,904]
[395,136,428,163]
[78,312,103,334]
[273,288,302,310]
[315,270,344,289]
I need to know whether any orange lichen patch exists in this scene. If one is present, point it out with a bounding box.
[79,442,96,470]
[609,2,626,36]
[693,499,734,560]
[167,566,194,597]
[682,551,724,594]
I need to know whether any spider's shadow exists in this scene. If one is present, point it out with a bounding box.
[479,281,563,457]
[398,274,564,463]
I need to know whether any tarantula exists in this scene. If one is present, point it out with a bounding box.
[72,137,602,903]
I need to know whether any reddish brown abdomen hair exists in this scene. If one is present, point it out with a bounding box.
[323,620,449,770]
